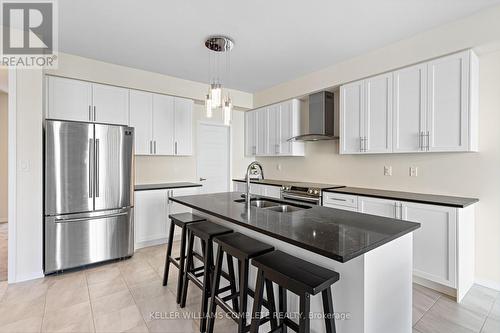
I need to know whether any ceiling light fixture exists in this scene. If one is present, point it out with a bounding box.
[205,36,234,125]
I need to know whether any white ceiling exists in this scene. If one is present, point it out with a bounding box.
[59,0,500,92]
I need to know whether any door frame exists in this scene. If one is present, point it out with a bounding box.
[7,68,17,283]
[196,121,231,192]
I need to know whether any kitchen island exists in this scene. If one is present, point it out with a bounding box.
[170,192,420,333]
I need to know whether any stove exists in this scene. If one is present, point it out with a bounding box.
[280,183,344,205]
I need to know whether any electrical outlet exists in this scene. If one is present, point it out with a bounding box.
[276,163,282,171]
[410,166,418,177]
[384,166,392,176]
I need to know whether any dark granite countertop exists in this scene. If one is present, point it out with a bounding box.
[170,192,420,263]
[324,187,478,208]
[135,182,202,191]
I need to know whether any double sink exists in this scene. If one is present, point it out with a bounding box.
[235,197,312,213]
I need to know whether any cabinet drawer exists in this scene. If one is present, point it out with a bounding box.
[323,192,358,208]
[323,203,358,212]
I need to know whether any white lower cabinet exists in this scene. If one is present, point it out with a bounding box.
[401,202,457,288]
[322,192,475,301]
[134,187,199,250]
[358,196,399,219]
[232,182,281,199]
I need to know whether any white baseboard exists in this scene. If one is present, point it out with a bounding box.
[475,278,500,291]
[134,238,168,250]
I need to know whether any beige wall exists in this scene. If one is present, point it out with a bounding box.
[253,6,500,288]
[0,92,7,222]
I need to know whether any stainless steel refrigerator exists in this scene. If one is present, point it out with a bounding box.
[44,119,134,274]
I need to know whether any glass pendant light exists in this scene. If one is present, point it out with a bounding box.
[205,93,212,118]
[223,96,232,125]
[210,83,222,109]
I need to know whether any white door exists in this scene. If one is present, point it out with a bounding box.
[134,190,168,247]
[393,64,427,153]
[364,73,392,153]
[358,197,399,218]
[401,202,457,287]
[152,94,174,155]
[92,83,129,125]
[256,108,268,156]
[427,51,469,152]
[245,111,257,156]
[340,81,364,154]
[173,97,193,156]
[197,123,230,194]
[129,90,153,155]
[267,104,280,155]
[47,76,92,122]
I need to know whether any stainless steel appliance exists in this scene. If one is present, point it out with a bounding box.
[288,91,337,142]
[44,120,134,274]
[281,183,344,206]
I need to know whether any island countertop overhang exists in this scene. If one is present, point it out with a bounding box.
[170,192,420,263]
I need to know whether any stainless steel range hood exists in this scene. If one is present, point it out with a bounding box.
[288,91,337,142]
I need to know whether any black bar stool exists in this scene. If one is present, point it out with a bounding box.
[207,232,276,333]
[162,212,206,304]
[180,221,234,333]
[250,250,340,333]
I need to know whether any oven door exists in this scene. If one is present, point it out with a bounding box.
[281,192,320,206]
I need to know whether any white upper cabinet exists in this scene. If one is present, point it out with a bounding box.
[340,80,364,154]
[256,108,268,156]
[129,90,153,155]
[340,50,478,154]
[47,76,129,125]
[427,51,471,152]
[364,73,393,153]
[267,104,280,155]
[152,94,175,155]
[47,76,92,122]
[173,97,193,156]
[393,64,427,153]
[245,111,257,156]
[278,99,304,156]
[245,99,304,157]
[92,83,129,125]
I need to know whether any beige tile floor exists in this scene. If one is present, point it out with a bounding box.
[0,242,497,333]
[0,223,7,281]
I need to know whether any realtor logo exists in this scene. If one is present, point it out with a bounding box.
[1,0,58,67]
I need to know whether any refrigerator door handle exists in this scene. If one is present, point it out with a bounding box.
[89,138,94,198]
[95,138,100,197]
[54,211,128,223]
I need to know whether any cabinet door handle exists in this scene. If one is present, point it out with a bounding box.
[253,146,256,155]
[175,142,178,155]
[275,144,280,154]
[93,106,96,122]
[360,137,363,152]
[426,131,430,151]
[149,141,152,154]
[419,132,423,151]
[154,141,157,154]
[88,106,92,121]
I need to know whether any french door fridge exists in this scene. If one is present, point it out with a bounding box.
[44,120,134,273]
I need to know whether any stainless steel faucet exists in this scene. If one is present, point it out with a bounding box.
[245,161,264,206]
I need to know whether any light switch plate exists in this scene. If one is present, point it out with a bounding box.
[384,166,392,176]
[410,166,418,177]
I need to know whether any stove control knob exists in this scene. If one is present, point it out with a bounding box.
[313,189,319,195]
[308,189,313,194]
